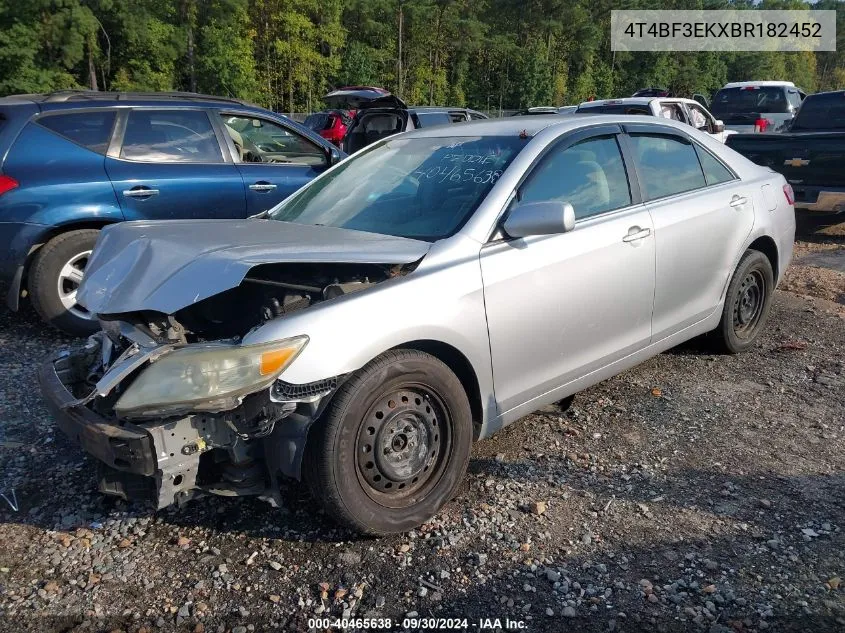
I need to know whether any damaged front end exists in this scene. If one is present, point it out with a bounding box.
[38,260,413,510]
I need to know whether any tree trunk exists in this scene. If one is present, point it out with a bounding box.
[397,1,403,97]
[88,39,98,91]
[289,57,294,115]
[183,0,197,92]
[187,25,196,92]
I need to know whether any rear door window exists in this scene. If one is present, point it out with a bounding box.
[786,90,803,109]
[658,103,686,122]
[629,133,706,200]
[120,110,223,163]
[37,111,116,154]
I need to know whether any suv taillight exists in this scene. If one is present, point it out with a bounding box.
[754,118,772,133]
[0,175,18,196]
[783,183,795,205]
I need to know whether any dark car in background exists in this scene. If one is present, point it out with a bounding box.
[342,95,487,153]
[711,81,805,133]
[0,90,343,335]
[726,90,845,215]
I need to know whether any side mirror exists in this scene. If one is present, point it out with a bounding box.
[502,200,576,238]
[713,120,725,133]
[328,146,342,165]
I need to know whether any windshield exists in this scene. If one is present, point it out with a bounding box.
[711,87,791,115]
[269,135,526,241]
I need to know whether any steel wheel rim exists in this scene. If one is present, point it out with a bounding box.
[57,250,94,320]
[355,384,452,508]
[732,268,766,338]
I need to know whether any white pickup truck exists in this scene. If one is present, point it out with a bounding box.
[575,97,735,143]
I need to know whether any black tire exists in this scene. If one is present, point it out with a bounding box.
[711,249,774,354]
[28,229,101,337]
[304,349,473,535]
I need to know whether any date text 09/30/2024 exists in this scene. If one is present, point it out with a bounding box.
[307,617,529,630]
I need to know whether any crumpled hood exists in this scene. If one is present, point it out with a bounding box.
[78,219,431,315]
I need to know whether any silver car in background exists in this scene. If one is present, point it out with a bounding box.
[39,115,795,535]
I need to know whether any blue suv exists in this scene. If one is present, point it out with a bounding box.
[0,90,343,335]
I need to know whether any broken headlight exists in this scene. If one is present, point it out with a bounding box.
[114,336,308,416]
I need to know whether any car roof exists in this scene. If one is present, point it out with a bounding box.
[578,97,702,108]
[400,113,659,139]
[0,90,271,113]
[9,90,253,105]
[722,81,795,89]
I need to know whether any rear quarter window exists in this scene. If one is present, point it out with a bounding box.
[36,111,116,154]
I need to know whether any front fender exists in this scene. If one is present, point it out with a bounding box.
[242,250,497,426]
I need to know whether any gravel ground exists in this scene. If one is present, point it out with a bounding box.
[0,221,843,633]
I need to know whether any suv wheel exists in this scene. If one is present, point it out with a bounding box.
[28,229,100,336]
[305,349,473,535]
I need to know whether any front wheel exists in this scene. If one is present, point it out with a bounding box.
[711,249,774,354]
[305,350,473,535]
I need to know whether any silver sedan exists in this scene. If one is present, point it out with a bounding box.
[40,115,795,534]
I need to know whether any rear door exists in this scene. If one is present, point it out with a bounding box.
[216,112,330,215]
[105,108,246,220]
[624,123,755,339]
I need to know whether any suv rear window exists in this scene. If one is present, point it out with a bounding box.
[37,111,116,154]
[711,87,792,115]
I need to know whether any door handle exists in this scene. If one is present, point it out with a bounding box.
[622,227,652,243]
[123,186,159,199]
[249,181,277,192]
[729,195,748,208]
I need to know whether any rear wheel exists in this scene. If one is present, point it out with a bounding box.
[28,229,100,336]
[711,249,774,354]
[305,349,472,535]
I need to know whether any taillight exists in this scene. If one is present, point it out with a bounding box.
[783,183,795,205]
[0,175,18,196]
[754,118,771,133]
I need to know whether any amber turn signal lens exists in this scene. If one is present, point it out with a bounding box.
[259,347,297,376]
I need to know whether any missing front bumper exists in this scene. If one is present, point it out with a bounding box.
[39,343,330,509]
